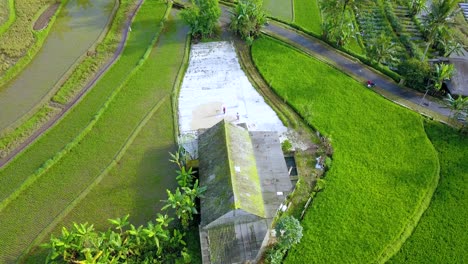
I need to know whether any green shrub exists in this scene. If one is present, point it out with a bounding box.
[181,0,220,39]
[398,58,431,91]
[281,140,292,153]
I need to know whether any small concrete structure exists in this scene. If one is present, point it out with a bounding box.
[198,120,292,264]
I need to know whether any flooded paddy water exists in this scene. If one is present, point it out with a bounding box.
[0,0,115,132]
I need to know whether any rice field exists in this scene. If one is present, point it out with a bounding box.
[0,2,182,262]
[293,0,321,35]
[263,0,293,21]
[251,36,439,263]
[389,122,468,264]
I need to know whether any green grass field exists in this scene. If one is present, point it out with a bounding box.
[251,36,439,263]
[293,0,321,35]
[263,0,293,21]
[389,122,468,264]
[0,2,175,262]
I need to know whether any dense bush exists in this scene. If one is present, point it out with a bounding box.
[230,0,266,44]
[181,0,220,39]
[398,58,431,91]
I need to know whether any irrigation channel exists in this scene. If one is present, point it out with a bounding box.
[0,0,115,132]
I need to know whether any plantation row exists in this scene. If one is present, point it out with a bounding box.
[0,2,190,262]
[252,36,440,263]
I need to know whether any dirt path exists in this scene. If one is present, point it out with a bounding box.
[33,3,60,31]
[0,0,145,168]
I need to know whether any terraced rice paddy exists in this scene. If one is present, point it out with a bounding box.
[252,36,439,263]
[0,2,190,262]
[389,122,468,264]
[263,0,293,21]
[293,0,321,35]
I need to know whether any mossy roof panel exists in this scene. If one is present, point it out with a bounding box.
[199,120,265,226]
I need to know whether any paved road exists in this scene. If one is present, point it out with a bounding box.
[262,21,453,118]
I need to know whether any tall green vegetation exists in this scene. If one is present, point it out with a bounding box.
[422,0,460,58]
[181,0,220,39]
[252,36,438,263]
[230,0,266,44]
[389,122,468,263]
[44,215,191,263]
[266,216,303,264]
[398,58,431,91]
[321,0,361,46]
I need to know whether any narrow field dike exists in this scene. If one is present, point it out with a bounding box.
[251,36,439,264]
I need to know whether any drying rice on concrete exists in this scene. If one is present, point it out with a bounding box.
[178,41,287,156]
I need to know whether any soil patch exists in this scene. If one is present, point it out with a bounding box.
[33,3,60,31]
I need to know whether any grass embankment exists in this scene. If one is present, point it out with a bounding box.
[0,2,170,262]
[0,0,14,35]
[263,0,293,22]
[389,122,468,264]
[0,0,58,86]
[251,36,439,263]
[0,106,58,158]
[24,11,190,262]
[293,0,321,35]
[0,0,133,158]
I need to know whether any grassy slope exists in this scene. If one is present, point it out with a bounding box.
[263,0,293,21]
[293,0,321,35]
[389,122,468,264]
[251,37,438,263]
[0,2,167,262]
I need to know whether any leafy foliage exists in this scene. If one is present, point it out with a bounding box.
[181,0,220,39]
[422,0,460,58]
[431,62,455,91]
[43,214,190,263]
[275,216,303,249]
[366,32,398,65]
[398,58,431,91]
[444,94,468,121]
[230,0,266,45]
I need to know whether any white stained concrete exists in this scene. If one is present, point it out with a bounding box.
[178,41,287,136]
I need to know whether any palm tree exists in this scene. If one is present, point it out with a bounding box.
[408,0,427,16]
[431,63,455,91]
[422,0,459,59]
[367,33,398,65]
[444,94,468,121]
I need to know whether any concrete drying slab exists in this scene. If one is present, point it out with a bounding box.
[178,41,287,136]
